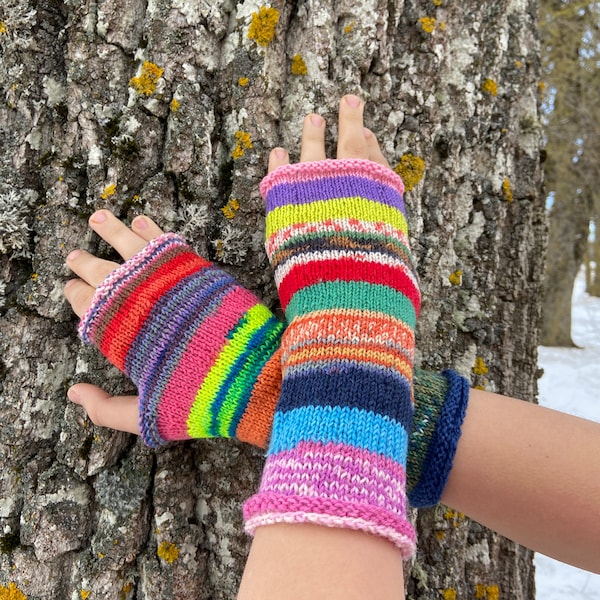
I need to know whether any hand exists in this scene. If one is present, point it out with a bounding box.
[64,212,165,435]
[267,94,390,172]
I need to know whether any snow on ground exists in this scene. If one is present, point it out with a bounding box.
[535,272,600,599]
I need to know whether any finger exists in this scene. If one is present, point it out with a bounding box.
[89,210,147,260]
[364,128,390,168]
[68,383,140,435]
[268,147,291,173]
[336,94,368,160]
[63,278,95,318]
[66,249,119,288]
[299,114,327,162]
[131,215,165,243]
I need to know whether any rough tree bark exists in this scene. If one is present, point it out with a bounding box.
[0,1,545,598]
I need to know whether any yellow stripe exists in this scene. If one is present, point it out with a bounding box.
[265,197,408,239]
[187,304,272,438]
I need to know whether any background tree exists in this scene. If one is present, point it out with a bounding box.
[0,0,544,598]
[540,0,600,346]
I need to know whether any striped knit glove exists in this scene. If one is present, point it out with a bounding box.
[244,159,420,558]
[78,233,284,448]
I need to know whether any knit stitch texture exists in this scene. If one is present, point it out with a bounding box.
[79,233,284,448]
[244,159,420,557]
[408,369,470,507]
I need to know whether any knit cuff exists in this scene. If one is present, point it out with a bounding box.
[243,440,416,558]
[407,369,470,507]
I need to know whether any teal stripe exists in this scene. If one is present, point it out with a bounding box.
[286,281,417,327]
[267,405,409,464]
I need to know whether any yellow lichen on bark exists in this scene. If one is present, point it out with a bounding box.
[449,270,462,286]
[394,154,426,191]
[231,131,253,159]
[129,61,164,96]
[248,7,279,47]
[502,177,513,202]
[481,78,498,96]
[222,198,240,219]
[418,17,437,33]
[0,583,27,600]
[291,54,307,76]
[100,183,116,200]
[473,357,488,376]
[157,541,180,563]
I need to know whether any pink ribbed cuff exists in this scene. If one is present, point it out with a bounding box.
[244,493,416,559]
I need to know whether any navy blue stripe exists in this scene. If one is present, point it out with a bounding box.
[277,365,413,432]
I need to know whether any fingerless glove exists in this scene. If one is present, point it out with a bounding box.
[79,233,284,448]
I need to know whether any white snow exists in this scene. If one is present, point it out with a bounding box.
[536,272,600,599]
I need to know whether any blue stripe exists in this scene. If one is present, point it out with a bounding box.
[206,315,284,437]
[268,405,409,464]
[131,267,238,429]
[278,364,414,431]
[225,319,284,437]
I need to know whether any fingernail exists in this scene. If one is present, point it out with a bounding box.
[67,249,81,261]
[133,216,148,230]
[67,388,80,403]
[345,94,361,108]
[363,127,373,138]
[310,114,325,127]
[63,279,76,290]
[274,147,288,159]
[90,210,107,224]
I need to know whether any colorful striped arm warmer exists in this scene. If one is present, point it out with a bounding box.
[244,158,420,557]
[78,233,284,449]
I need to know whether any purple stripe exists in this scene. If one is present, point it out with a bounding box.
[265,175,405,212]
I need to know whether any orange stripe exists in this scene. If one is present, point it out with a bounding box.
[283,310,415,349]
[235,349,282,448]
[284,344,413,377]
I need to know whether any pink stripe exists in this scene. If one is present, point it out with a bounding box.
[260,159,405,198]
[155,286,260,440]
[243,493,416,557]
[258,441,408,513]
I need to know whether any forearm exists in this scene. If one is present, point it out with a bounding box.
[442,389,600,573]
[238,524,405,600]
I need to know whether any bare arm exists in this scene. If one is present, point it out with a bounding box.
[238,525,405,600]
[442,389,600,573]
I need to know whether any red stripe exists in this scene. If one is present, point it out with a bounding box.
[278,258,420,314]
[99,252,210,369]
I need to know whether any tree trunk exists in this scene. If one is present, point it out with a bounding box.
[541,194,590,346]
[587,222,600,297]
[0,1,545,598]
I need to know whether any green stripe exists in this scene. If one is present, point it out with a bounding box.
[186,304,273,438]
[286,281,417,326]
